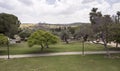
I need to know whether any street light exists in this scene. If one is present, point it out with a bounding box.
[7,37,10,59]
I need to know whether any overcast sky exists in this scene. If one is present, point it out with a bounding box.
[0,0,120,24]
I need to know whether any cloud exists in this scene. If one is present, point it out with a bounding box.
[46,0,56,5]
[106,0,120,3]
[82,0,95,3]
[0,0,120,24]
[0,0,14,10]
[109,3,120,15]
[18,0,33,6]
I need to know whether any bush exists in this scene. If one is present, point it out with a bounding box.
[0,34,8,46]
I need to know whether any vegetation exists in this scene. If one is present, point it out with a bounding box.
[109,24,120,48]
[18,29,32,41]
[0,55,120,71]
[60,30,70,44]
[0,34,10,59]
[28,30,60,51]
[0,13,21,38]
[0,41,115,55]
[0,34,8,46]
[109,11,120,48]
[89,8,119,57]
[0,3,120,71]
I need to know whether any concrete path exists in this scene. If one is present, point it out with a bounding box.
[89,41,120,47]
[0,51,120,59]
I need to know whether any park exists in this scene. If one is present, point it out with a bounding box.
[0,41,120,71]
[0,0,120,71]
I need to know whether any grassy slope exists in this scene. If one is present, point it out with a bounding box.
[0,41,107,55]
[0,54,120,71]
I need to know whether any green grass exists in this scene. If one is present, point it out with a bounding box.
[0,41,115,55]
[0,54,120,71]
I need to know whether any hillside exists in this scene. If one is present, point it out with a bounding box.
[20,22,90,29]
[20,23,36,29]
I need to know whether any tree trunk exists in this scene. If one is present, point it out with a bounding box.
[103,43,110,57]
[101,36,111,57]
[82,41,85,55]
[116,43,118,48]
[46,42,49,48]
[7,34,10,59]
[65,38,69,44]
[7,42,10,59]
[40,44,44,51]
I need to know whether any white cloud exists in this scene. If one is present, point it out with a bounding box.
[111,3,120,14]
[18,0,33,6]
[0,0,120,24]
[82,0,95,3]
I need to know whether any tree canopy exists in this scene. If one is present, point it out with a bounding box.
[0,13,21,38]
[18,29,32,41]
[27,30,60,51]
[89,8,113,56]
[60,30,70,44]
[0,34,8,46]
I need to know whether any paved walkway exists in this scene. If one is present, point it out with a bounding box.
[89,41,120,47]
[0,51,120,59]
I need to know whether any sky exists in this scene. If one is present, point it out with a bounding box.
[0,0,120,24]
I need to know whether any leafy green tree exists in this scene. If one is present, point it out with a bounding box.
[0,34,8,46]
[109,24,120,47]
[67,26,80,40]
[68,27,75,35]
[0,13,21,38]
[115,11,120,47]
[107,11,120,48]
[60,30,70,44]
[18,29,32,41]
[27,30,60,51]
[0,34,10,59]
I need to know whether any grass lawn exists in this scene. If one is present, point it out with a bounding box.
[0,41,116,55]
[0,54,120,71]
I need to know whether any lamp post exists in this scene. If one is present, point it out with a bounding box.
[7,37,10,59]
[82,34,88,55]
[82,40,85,55]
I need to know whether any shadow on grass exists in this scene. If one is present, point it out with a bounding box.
[109,47,120,51]
[18,47,58,54]
[0,50,7,55]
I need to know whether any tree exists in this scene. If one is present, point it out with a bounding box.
[0,13,21,38]
[60,30,70,44]
[109,12,120,48]
[109,24,120,48]
[18,29,32,41]
[0,34,8,46]
[115,11,120,47]
[0,34,9,59]
[117,11,120,24]
[74,24,93,41]
[74,24,92,55]
[89,8,113,57]
[27,30,60,51]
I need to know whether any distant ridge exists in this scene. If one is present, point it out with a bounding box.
[20,22,90,29]
[20,23,36,29]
